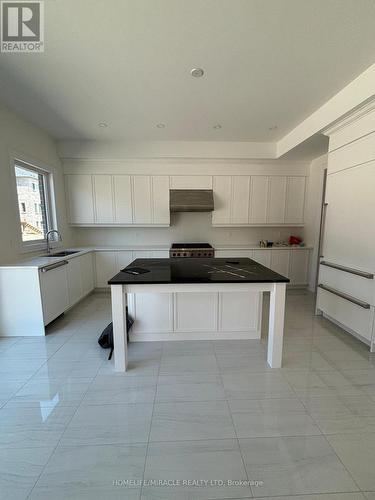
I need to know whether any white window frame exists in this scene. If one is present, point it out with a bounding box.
[10,153,59,253]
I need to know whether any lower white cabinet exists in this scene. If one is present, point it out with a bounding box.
[270,249,290,277]
[317,286,375,343]
[219,292,261,332]
[289,249,309,285]
[40,263,70,326]
[95,252,118,288]
[81,253,94,296]
[66,256,83,307]
[252,249,271,267]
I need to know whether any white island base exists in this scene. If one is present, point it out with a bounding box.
[111,282,286,371]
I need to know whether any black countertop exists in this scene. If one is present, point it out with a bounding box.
[108,258,290,285]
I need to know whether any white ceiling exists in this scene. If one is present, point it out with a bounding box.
[1,0,375,144]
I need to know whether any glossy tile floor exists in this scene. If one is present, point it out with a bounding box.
[1,291,375,499]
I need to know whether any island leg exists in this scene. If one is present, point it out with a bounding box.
[267,283,286,368]
[111,284,128,371]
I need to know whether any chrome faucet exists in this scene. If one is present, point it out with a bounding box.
[46,229,62,254]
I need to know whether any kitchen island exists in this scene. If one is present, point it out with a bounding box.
[109,257,289,371]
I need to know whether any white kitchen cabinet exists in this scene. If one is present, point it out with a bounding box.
[250,176,268,224]
[252,249,271,268]
[268,177,287,224]
[93,175,114,223]
[219,292,261,333]
[95,252,117,288]
[66,256,83,306]
[40,263,70,325]
[270,249,290,277]
[80,253,94,295]
[152,176,170,224]
[132,176,152,224]
[212,176,232,225]
[317,287,374,342]
[170,176,212,189]
[285,177,306,224]
[66,175,94,224]
[113,175,133,223]
[175,293,218,332]
[289,250,309,285]
[231,176,250,224]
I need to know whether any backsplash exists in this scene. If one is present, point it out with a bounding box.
[72,212,304,247]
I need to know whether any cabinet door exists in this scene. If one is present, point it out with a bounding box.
[81,253,94,295]
[250,176,268,224]
[93,175,113,223]
[289,250,309,285]
[285,177,306,224]
[175,293,218,332]
[252,249,271,268]
[66,257,83,306]
[152,176,170,224]
[95,252,117,288]
[65,175,94,224]
[170,176,212,189]
[113,175,133,223]
[231,176,250,224]
[132,176,152,224]
[270,250,290,277]
[268,177,287,223]
[131,293,173,333]
[212,176,232,225]
[40,265,69,325]
[219,292,261,333]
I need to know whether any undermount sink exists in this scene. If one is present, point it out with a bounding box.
[42,250,80,257]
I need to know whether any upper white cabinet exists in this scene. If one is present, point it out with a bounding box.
[133,176,152,223]
[232,176,250,224]
[268,177,287,224]
[113,175,132,223]
[65,174,170,226]
[66,175,94,224]
[250,176,268,224]
[212,176,232,225]
[212,175,306,226]
[285,177,306,224]
[152,176,170,224]
[93,175,114,223]
[170,176,212,189]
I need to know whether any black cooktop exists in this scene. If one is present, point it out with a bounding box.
[171,243,213,249]
[108,258,289,285]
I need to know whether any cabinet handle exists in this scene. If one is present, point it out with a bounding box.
[41,260,69,273]
[320,261,374,279]
[318,283,371,309]
[318,202,328,258]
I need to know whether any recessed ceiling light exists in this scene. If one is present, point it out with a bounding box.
[156,123,166,128]
[191,68,204,78]
[213,124,222,129]
[98,122,108,128]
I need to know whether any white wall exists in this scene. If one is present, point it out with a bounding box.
[304,153,328,291]
[72,212,301,248]
[0,102,73,264]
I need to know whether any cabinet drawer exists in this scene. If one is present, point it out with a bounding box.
[317,287,374,342]
[319,264,375,305]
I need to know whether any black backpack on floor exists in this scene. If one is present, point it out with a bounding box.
[98,308,134,360]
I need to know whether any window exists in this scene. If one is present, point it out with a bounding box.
[14,160,54,244]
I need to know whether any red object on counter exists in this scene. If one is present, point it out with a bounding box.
[289,235,302,245]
